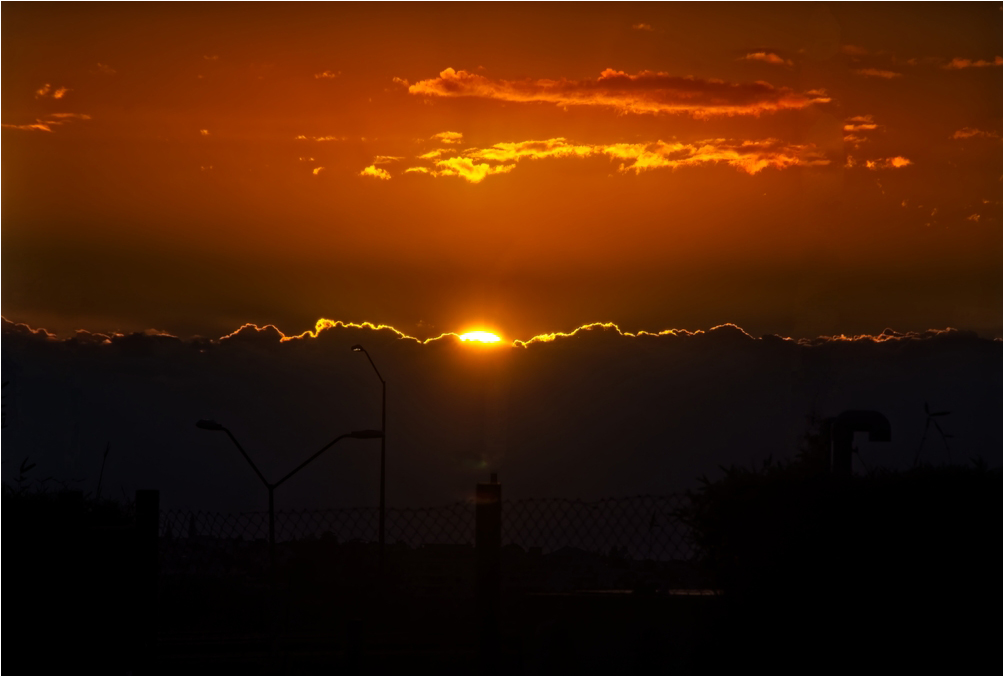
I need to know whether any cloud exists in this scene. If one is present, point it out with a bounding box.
[432,131,463,144]
[3,315,997,510]
[395,136,831,183]
[295,134,349,142]
[430,157,516,183]
[418,149,449,160]
[94,63,116,75]
[35,84,71,99]
[951,127,1000,140]
[966,214,980,223]
[2,121,54,132]
[632,23,654,31]
[391,76,410,87]
[843,115,883,148]
[312,166,324,175]
[864,156,912,170]
[843,115,879,133]
[2,113,92,133]
[741,52,793,67]
[943,56,1002,69]
[5,317,995,512]
[853,68,902,79]
[359,165,392,180]
[407,67,830,118]
[314,70,341,79]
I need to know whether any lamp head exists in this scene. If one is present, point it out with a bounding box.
[350,429,383,439]
[351,344,365,352]
[195,419,225,431]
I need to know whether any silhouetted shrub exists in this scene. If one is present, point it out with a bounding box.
[679,457,1000,673]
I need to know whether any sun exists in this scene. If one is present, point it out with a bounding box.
[458,331,502,344]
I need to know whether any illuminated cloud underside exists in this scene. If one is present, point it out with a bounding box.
[408,67,830,118]
[367,137,831,183]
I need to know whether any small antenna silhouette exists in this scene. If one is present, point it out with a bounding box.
[914,402,953,466]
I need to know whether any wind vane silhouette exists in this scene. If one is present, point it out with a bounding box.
[914,401,953,466]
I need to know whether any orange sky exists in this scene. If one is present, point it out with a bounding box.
[3,3,1001,341]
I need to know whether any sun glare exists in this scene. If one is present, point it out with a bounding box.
[459,331,502,343]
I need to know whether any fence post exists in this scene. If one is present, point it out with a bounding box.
[135,490,159,670]
[476,473,502,667]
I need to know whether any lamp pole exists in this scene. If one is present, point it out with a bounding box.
[196,420,382,589]
[351,344,386,573]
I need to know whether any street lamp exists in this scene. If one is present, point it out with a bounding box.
[195,419,382,590]
[351,344,386,572]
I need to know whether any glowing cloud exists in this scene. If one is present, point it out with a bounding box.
[432,131,463,144]
[35,84,71,99]
[408,67,830,118]
[951,127,1000,140]
[359,165,392,180]
[395,137,830,183]
[2,113,92,133]
[314,70,341,79]
[943,56,1002,69]
[632,23,654,31]
[864,156,912,170]
[2,121,54,132]
[431,156,516,183]
[741,52,792,67]
[843,115,879,133]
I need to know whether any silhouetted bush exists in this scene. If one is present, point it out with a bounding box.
[679,457,1000,673]
[5,489,148,674]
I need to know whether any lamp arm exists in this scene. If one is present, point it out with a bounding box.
[363,351,385,385]
[224,428,270,489]
[273,433,351,489]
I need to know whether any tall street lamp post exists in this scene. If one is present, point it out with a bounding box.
[351,344,386,572]
[195,419,382,589]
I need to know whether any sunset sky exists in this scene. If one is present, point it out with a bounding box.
[3,2,1001,342]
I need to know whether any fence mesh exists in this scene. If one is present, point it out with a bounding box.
[161,494,693,562]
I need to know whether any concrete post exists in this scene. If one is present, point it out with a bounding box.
[476,473,502,665]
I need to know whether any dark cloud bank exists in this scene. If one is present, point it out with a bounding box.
[2,318,999,510]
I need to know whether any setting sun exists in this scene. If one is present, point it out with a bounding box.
[458,331,502,343]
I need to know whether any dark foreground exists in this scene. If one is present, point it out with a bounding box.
[7,464,1000,675]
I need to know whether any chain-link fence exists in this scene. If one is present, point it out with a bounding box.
[161,494,692,562]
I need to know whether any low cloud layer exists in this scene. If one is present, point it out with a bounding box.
[4,317,998,512]
[407,68,830,118]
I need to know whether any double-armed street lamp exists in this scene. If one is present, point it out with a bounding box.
[195,419,382,589]
[350,344,386,572]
